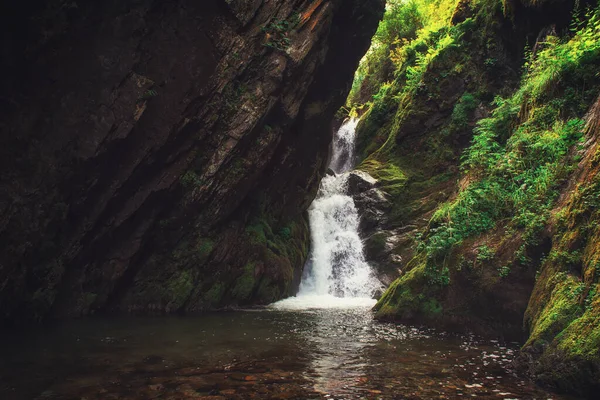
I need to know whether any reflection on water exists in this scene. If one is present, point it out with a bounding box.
[0,305,570,399]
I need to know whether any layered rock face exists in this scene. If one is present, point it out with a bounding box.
[0,0,384,321]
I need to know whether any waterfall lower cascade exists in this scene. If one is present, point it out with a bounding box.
[273,119,382,309]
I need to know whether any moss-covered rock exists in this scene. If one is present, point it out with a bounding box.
[352,0,523,292]
[356,0,600,393]
[519,96,600,395]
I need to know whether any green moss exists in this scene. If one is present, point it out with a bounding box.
[557,291,600,358]
[246,218,271,244]
[279,226,292,239]
[522,134,600,374]
[527,272,584,346]
[359,158,408,196]
[180,170,203,188]
[196,239,215,259]
[421,296,444,316]
[237,202,310,303]
[164,270,195,309]
[231,262,256,301]
[256,277,281,304]
[374,259,444,320]
[202,282,225,306]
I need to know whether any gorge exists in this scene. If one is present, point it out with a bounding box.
[1,0,600,398]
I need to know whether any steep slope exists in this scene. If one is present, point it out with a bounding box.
[0,0,384,322]
[347,0,599,395]
[518,94,600,395]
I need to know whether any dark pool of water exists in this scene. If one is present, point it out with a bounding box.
[0,306,572,399]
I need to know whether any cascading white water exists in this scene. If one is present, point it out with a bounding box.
[273,119,381,309]
[328,118,358,174]
[298,172,379,298]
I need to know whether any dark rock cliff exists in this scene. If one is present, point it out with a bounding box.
[0,0,385,322]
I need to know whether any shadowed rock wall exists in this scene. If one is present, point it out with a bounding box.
[0,0,385,322]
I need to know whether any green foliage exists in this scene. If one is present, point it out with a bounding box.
[262,15,298,51]
[585,286,598,311]
[498,265,510,277]
[418,6,600,266]
[548,249,583,269]
[425,263,451,286]
[444,92,479,136]
[222,81,251,114]
[522,7,600,102]
[138,89,158,101]
[347,0,425,105]
[279,226,292,239]
[180,170,204,188]
[460,96,518,172]
[374,0,423,46]
[476,244,495,262]
[352,0,493,169]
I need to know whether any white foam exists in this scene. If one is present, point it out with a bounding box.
[329,118,359,174]
[270,295,377,310]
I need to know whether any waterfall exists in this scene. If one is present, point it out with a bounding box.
[328,118,358,174]
[273,119,381,309]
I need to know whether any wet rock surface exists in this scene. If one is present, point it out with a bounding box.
[343,170,400,285]
[345,171,390,233]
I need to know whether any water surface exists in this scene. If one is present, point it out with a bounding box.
[0,121,570,400]
[0,301,569,399]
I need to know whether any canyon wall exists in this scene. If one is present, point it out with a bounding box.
[347,0,599,395]
[0,0,384,321]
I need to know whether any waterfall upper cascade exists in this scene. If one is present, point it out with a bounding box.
[273,119,382,309]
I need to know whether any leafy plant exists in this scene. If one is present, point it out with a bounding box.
[416,5,600,266]
[262,16,298,51]
[477,245,495,263]
[138,89,158,101]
